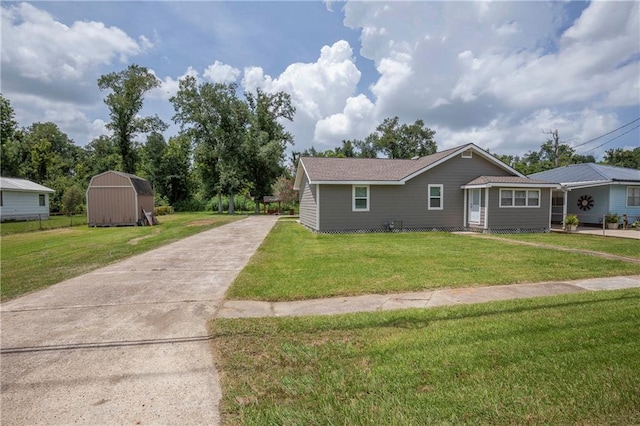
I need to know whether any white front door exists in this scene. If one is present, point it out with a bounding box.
[469,189,481,223]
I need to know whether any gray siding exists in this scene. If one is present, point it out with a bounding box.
[487,188,552,230]
[299,175,318,230]
[317,154,511,232]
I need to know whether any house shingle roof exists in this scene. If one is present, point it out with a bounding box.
[529,163,640,183]
[465,176,554,185]
[299,145,463,182]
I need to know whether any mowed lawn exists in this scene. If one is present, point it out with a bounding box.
[211,289,640,425]
[227,222,640,301]
[1,213,243,300]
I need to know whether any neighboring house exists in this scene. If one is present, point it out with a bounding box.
[0,177,55,222]
[86,171,155,226]
[530,163,640,226]
[293,143,559,233]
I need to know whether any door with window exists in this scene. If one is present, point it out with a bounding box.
[469,189,481,223]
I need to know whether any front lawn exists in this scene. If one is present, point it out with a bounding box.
[1,213,244,300]
[495,232,640,259]
[210,289,640,425]
[227,222,640,301]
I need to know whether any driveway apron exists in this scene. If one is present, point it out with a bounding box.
[1,216,278,425]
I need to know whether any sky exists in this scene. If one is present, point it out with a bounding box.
[2,1,639,161]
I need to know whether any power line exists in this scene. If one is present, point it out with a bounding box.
[573,117,640,148]
[580,124,640,154]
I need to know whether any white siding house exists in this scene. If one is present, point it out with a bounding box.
[0,177,55,222]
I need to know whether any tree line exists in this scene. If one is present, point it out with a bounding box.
[1,63,638,216]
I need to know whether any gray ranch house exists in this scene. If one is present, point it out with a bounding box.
[530,163,640,226]
[294,143,559,233]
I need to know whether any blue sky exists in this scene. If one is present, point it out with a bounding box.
[2,1,638,161]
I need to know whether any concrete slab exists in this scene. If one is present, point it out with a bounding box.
[1,215,279,426]
[217,276,640,319]
[572,275,640,290]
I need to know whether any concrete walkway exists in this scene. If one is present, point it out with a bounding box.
[0,215,279,426]
[218,275,640,319]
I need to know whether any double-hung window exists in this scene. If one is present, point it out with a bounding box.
[627,187,640,207]
[500,189,540,207]
[39,194,45,206]
[428,184,443,210]
[352,185,369,211]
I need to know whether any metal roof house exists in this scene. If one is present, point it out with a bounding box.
[530,163,640,225]
[86,171,155,227]
[294,143,559,233]
[0,177,55,222]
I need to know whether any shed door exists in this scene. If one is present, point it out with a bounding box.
[469,189,481,223]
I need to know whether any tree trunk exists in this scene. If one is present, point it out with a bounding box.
[254,199,261,215]
[228,190,235,214]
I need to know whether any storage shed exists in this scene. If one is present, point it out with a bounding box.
[0,177,55,222]
[86,171,154,226]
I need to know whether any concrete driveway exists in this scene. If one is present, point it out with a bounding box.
[1,215,278,425]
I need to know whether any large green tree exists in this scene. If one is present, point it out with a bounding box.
[139,132,168,191]
[98,64,167,173]
[171,77,248,213]
[603,147,640,169]
[369,116,437,159]
[244,89,295,213]
[513,140,596,175]
[0,94,25,177]
[160,134,192,205]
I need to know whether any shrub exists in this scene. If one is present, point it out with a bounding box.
[605,213,619,224]
[564,214,579,226]
[154,206,174,216]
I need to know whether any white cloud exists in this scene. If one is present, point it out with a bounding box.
[314,94,376,144]
[203,60,240,84]
[1,2,146,82]
[341,1,639,157]
[241,40,363,147]
[151,67,199,100]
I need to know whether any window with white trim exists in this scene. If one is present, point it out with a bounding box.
[461,150,472,158]
[500,189,540,207]
[627,187,640,207]
[39,194,45,206]
[428,184,443,210]
[352,185,369,211]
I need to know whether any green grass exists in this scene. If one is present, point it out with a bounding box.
[210,289,640,425]
[227,222,640,301]
[495,232,640,259]
[1,214,87,236]
[1,212,244,300]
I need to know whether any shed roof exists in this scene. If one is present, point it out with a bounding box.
[294,143,524,190]
[529,163,640,184]
[0,177,54,193]
[90,171,153,196]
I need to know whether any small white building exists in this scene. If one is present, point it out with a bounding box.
[0,177,55,222]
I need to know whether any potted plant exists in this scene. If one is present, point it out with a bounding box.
[605,213,619,229]
[631,220,640,231]
[564,214,579,232]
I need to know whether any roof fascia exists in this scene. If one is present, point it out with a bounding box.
[461,183,560,190]
[293,160,308,190]
[310,180,405,186]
